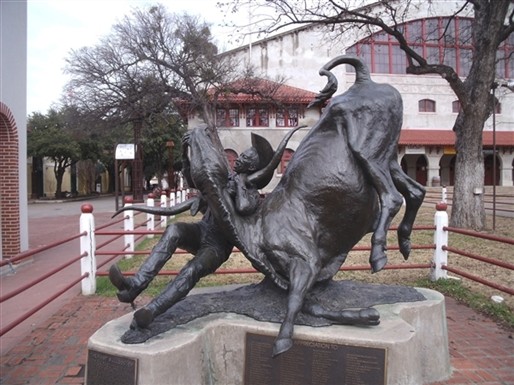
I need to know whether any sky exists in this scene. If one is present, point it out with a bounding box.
[27,0,239,115]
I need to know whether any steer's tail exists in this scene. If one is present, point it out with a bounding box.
[308,55,371,108]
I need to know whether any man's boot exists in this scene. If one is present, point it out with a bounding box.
[109,264,144,304]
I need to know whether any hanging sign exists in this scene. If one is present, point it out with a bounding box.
[115,144,135,160]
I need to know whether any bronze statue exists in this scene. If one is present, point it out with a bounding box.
[110,55,425,357]
[109,126,302,329]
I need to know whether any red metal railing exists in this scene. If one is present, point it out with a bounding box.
[2,198,512,340]
[0,232,86,268]
[441,226,514,295]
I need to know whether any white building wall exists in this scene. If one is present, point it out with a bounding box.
[225,1,513,135]
[215,0,513,188]
[0,0,28,251]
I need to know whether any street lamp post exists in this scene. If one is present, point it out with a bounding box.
[492,83,497,230]
[166,140,175,190]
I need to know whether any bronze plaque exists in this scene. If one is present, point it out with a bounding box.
[86,349,138,385]
[244,333,387,385]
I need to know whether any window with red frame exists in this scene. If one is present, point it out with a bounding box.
[216,107,239,127]
[276,107,299,127]
[246,106,269,127]
[346,17,513,79]
[418,99,436,113]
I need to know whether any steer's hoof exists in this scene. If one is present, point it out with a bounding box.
[359,308,380,325]
[370,247,388,273]
[370,256,387,273]
[399,237,411,260]
[272,338,293,357]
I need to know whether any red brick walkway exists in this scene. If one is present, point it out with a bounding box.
[0,295,512,385]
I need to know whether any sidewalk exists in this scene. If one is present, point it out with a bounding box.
[0,294,512,385]
[1,197,122,356]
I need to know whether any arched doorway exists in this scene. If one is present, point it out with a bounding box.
[439,154,455,186]
[416,156,428,186]
[484,154,501,186]
[0,102,20,258]
[224,149,238,171]
[401,154,428,186]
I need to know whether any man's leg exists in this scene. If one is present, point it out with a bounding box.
[110,222,201,303]
[132,243,232,328]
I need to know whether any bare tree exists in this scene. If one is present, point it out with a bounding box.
[112,6,241,135]
[65,6,230,199]
[220,0,514,230]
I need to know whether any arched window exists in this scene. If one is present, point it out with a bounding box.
[418,99,436,113]
[346,17,513,78]
[452,100,461,113]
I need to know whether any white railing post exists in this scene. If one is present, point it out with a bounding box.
[431,202,449,281]
[170,189,176,207]
[160,191,167,228]
[146,193,155,239]
[124,197,134,259]
[182,189,187,203]
[80,203,96,295]
[441,186,447,203]
[169,190,176,220]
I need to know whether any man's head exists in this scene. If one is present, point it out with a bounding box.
[234,147,260,173]
[234,133,273,175]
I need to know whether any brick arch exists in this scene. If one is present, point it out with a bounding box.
[0,101,20,258]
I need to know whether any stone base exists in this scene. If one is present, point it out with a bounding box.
[86,287,450,385]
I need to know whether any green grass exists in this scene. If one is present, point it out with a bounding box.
[415,278,514,329]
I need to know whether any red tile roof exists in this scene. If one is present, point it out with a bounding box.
[212,78,317,104]
[400,129,514,146]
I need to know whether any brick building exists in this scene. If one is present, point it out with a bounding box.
[0,0,28,260]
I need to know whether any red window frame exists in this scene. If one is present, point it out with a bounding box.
[276,106,299,127]
[418,99,436,113]
[246,106,269,127]
[346,17,513,79]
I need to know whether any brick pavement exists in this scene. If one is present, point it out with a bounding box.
[0,295,512,385]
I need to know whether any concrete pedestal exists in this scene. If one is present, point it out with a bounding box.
[86,287,450,385]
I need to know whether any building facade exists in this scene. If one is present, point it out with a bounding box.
[190,1,513,192]
[0,0,28,259]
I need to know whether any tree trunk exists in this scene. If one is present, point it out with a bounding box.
[55,168,65,199]
[448,0,508,231]
[107,163,115,193]
[451,112,485,230]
